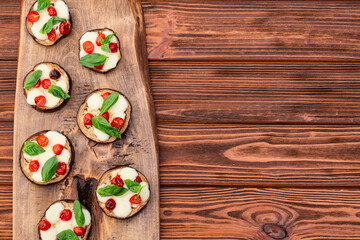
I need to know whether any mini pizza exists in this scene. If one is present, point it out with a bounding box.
[20,130,73,185]
[96,166,150,219]
[79,28,121,73]
[24,62,71,111]
[26,0,71,46]
[77,89,131,143]
[38,200,91,240]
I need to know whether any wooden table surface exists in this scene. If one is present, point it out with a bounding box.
[2,0,360,239]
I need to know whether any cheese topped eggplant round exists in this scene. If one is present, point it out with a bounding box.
[77,89,131,143]
[26,0,72,46]
[79,28,121,72]
[96,166,150,219]
[24,62,71,111]
[20,130,73,185]
[38,200,91,240]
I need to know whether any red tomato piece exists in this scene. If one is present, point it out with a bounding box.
[49,69,61,79]
[35,95,46,107]
[96,33,106,46]
[94,64,104,70]
[111,175,124,187]
[111,117,124,129]
[100,112,110,121]
[105,199,116,211]
[109,42,118,53]
[47,7,57,16]
[36,134,49,147]
[56,162,67,175]
[29,160,40,172]
[27,11,40,22]
[53,144,64,155]
[83,113,94,126]
[59,22,71,34]
[129,194,142,204]
[83,41,94,54]
[41,79,51,89]
[47,28,56,41]
[73,226,85,236]
[38,219,51,231]
[33,79,41,88]
[102,92,111,100]
[135,176,142,183]
[59,209,72,221]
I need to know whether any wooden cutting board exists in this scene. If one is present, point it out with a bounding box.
[13,0,159,239]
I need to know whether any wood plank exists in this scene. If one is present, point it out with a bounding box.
[4,61,360,124]
[3,1,360,61]
[3,186,360,239]
[13,0,159,239]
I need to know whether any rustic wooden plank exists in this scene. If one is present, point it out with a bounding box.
[3,1,360,61]
[4,61,360,124]
[3,186,360,239]
[13,0,159,239]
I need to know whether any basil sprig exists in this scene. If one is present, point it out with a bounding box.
[97,184,128,197]
[40,16,65,34]
[79,53,108,68]
[23,141,45,156]
[100,92,119,114]
[36,0,50,11]
[74,200,85,226]
[41,156,58,182]
[100,33,115,53]
[48,85,70,99]
[92,116,121,139]
[125,179,146,200]
[24,70,42,89]
[56,229,78,240]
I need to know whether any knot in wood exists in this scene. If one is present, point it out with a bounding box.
[262,223,287,239]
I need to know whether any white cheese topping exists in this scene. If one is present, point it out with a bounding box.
[120,167,138,181]
[108,95,128,120]
[35,64,51,79]
[140,182,150,202]
[40,227,57,240]
[54,0,69,19]
[26,89,43,105]
[79,30,120,71]
[113,199,132,218]
[87,93,103,110]
[46,202,64,224]
[45,131,67,146]
[94,128,110,141]
[57,149,70,164]
[56,80,68,92]
[44,92,60,108]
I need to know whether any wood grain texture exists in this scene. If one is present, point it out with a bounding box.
[3,1,360,61]
[4,185,360,239]
[13,0,159,239]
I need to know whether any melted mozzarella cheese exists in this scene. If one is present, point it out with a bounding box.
[113,199,132,218]
[94,128,110,141]
[46,202,64,224]
[140,182,150,202]
[120,167,138,181]
[54,1,69,19]
[54,219,73,233]
[87,93,103,110]
[56,80,68,92]
[57,149,70,164]
[79,30,120,71]
[44,92,61,108]
[45,131,67,146]
[35,64,51,79]
[40,227,57,240]
[108,95,128,120]
[26,89,43,105]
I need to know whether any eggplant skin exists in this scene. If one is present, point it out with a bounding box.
[23,62,72,113]
[96,166,151,219]
[78,28,121,73]
[76,88,131,143]
[37,199,92,240]
[19,130,74,186]
[26,0,72,47]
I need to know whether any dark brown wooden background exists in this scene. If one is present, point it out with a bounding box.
[2,0,360,239]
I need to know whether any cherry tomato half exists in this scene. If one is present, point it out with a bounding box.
[59,22,71,34]
[94,64,104,70]
[111,175,124,187]
[47,28,56,41]
[105,199,116,211]
[100,112,110,122]
[33,79,41,88]
[59,209,72,221]
[111,117,124,129]
[129,194,142,204]
[27,11,40,23]
[41,79,51,89]
[37,134,49,147]
[135,176,142,183]
[35,95,46,107]
[47,7,57,16]
[53,144,64,155]
[38,219,51,231]
[96,33,106,46]
[102,92,111,100]
[109,42,118,53]
[83,113,94,126]
[56,162,67,175]
[73,226,85,236]
[83,41,94,54]
[29,160,40,172]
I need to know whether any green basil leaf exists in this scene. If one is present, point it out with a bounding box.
[36,0,50,11]
[74,200,85,226]
[79,53,108,68]
[24,70,42,89]
[97,184,128,197]
[23,141,45,156]
[56,229,78,240]
[99,33,115,52]
[100,92,119,114]
[125,179,142,193]
[48,85,70,99]
[101,43,111,53]
[40,16,65,34]
[41,155,58,182]
[92,116,121,139]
